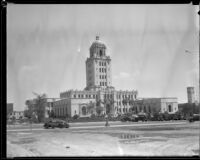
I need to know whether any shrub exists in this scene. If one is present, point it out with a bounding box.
[90,113,96,119]
[163,112,170,121]
[73,114,79,120]
[152,112,159,121]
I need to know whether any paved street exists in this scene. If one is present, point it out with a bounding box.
[7,121,199,157]
[7,120,188,132]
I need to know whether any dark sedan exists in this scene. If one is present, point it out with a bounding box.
[121,114,139,122]
[44,119,69,129]
[188,114,200,122]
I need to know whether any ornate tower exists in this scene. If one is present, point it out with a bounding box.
[85,36,113,91]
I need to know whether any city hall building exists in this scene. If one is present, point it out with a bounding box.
[53,36,138,118]
[52,36,178,118]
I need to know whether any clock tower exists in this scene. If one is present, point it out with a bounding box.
[85,36,113,91]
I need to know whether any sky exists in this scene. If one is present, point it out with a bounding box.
[7,4,199,111]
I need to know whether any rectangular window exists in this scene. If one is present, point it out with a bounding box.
[105,69,107,73]
[81,95,84,98]
[89,95,91,98]
[100,75,101,79]
[99,68,101,72]
[104,62,106,66]
[86,95,88,98]
[74,95,76,98]
[99,62,101,66]
[105,82,107,86]
[105,75,107,79]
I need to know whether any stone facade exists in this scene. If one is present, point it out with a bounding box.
[54,89,138,117]
[134,98,178,114]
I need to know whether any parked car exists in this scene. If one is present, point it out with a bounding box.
[120,114,139,122]
[137,114,148,122]
[130,114,139,122]
[120,115,132,122]
[188,114,200,122]
[44,119,69,129]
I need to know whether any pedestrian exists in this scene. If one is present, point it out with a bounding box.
[105,114,110,127]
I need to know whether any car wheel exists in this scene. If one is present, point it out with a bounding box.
[57,124,63,128]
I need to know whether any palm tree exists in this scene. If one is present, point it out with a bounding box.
[96,99,104,116]
[105,99,115,115]
[25,100,35,119]
[31,93,47,122]
[87,101,96,115]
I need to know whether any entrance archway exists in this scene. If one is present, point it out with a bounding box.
[106,104,111,114]
[82,106,87,115]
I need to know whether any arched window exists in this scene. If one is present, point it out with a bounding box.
[168,105,172,112]
[135,107,138,113]
[144,106,146,113]
[82,106,87,115]
[100,50,103,56]
[149,105,151,113]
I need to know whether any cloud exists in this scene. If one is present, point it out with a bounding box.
[119,72,130,78]
[20,65,38,72]
[77,47,81,53]
[114,70,141,80]
[114,72,131,79]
